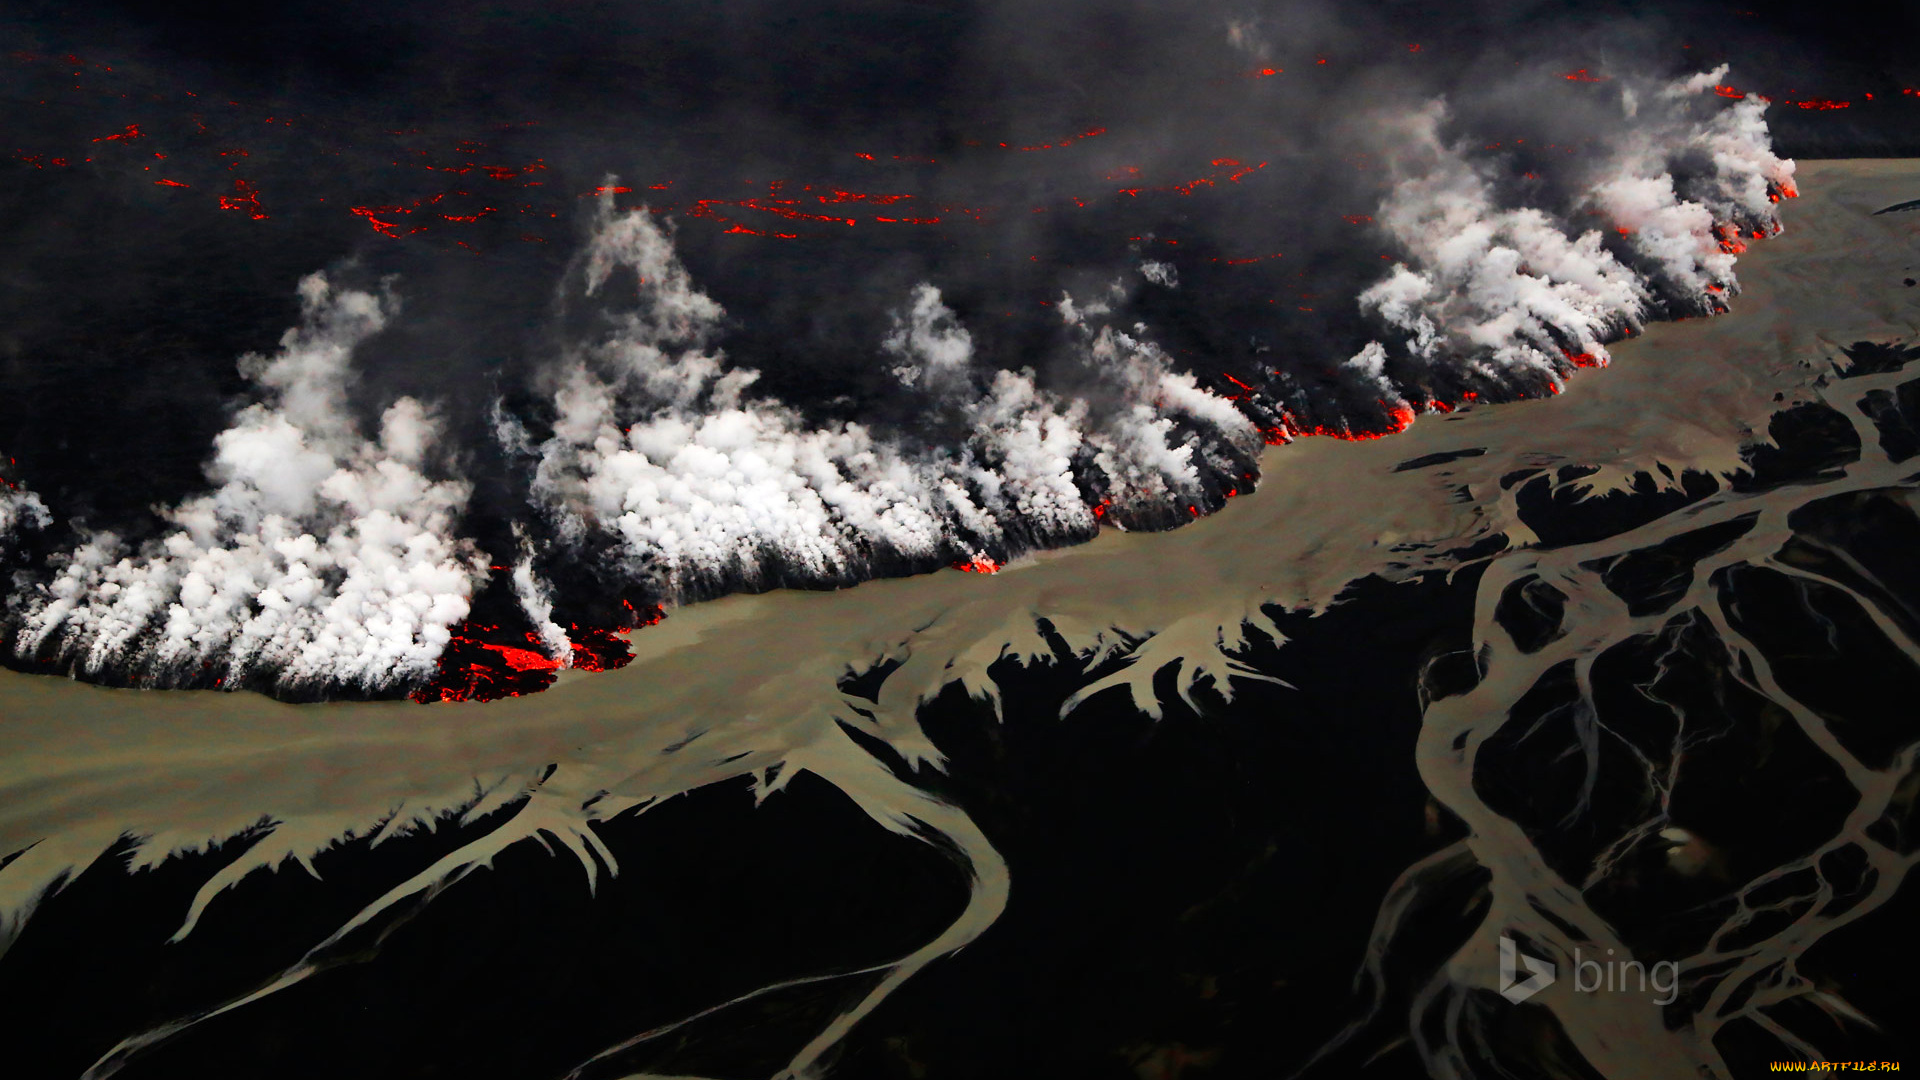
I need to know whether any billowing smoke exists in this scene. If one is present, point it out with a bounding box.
[521,196,1259,607]
[1343,68,1796,402]
[6,275,487,695]
[0,474,49,562]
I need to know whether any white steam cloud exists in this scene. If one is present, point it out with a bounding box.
[1140,259,1179,289]
[526,195,1257,603]
[0,476,48,560]
[9,275,487,692]
[1348,69,1795,398]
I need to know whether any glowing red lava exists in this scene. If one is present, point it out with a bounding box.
[350,205,405,237]
[413,603,664,703]
[217,178,267,219]
[1262,401,1418,444]
[950,554,1002,574]
[1219,373,1257,400]
[1011,127,1107,151]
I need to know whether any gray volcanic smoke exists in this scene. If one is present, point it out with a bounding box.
[0,2,1803,698]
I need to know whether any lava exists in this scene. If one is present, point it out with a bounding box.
[816,189,913,205]
[1008,126,1107,152]
[950,554,1002,574]
[410,624,563,703]
[217,178,267,219]
[1262,401,1419,444]
[412,602,663,702]
[734,199,856,226]
[350,205,407,237]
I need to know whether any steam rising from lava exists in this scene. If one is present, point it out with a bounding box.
[519,195,1258,608]
[0,475,48,562]
[1347,68,1796,403]
[0,45,1805,697]
[7,276,487,694]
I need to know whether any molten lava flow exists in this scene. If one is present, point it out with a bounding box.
[734,199,856,226]
[412,602,664,702]
[817,189,913,205]
[1792,98,1850,110]
[1561,69,1605,83]
[411,623,561,703]
[565,626,632,672]
[950,554,1002,574]
[1008,126,1107,152]
[1219,373,1257,400]
[350,205,406,237]
[568,603,663,672]
[91,124,142,143]
[1214,158,1261,182]
[217,178,267,219]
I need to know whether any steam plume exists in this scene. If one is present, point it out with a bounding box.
[8,275,487,694]
[1345,69,1795,402]
[523,196,1258,606]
